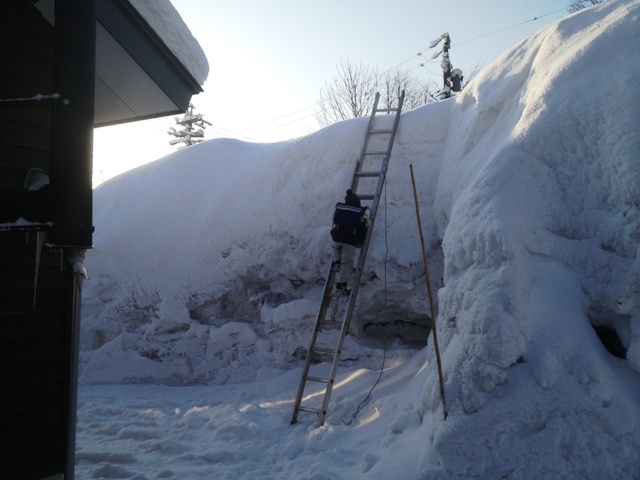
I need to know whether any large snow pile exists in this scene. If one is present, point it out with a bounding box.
[79,1,640,478]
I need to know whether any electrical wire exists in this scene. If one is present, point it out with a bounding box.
[249,110,319,137]
[248,7,567,139]
[453,8,567,47]
[242,103,318,131]
[168,7,569,143]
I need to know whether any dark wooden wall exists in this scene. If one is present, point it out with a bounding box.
[1,2,73,479]
[0,0,54,191]
[0,231,73,480]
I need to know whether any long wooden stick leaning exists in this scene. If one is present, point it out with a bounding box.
[409,163,447,420]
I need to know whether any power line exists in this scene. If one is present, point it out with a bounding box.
[453,8,567,46]
[248,110,319,138]
[170,7,569,143]
[246,7,569,138]
[242,103,318,132]
[207,124,257,142]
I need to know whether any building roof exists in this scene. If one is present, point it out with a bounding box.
[34,0,209,126]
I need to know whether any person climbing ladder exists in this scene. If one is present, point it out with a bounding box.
[330,189,368,295]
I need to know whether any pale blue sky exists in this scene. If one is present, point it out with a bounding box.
[93,0,570,184]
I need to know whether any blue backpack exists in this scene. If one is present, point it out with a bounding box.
[330,203,369,247]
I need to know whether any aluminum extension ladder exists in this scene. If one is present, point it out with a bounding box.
[291,90,405,426]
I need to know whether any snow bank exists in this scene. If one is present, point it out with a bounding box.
[81,1,640,477]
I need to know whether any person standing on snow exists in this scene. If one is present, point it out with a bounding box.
[330,189,366,295]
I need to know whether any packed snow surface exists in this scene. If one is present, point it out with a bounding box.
[79,1,640,478]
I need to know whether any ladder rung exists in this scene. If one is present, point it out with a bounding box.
[358,194,374,200]
[370,128,393,134]
[375,108,396,113]
[328,291,349,298]
[306,375,331,384]
[363,151,387,156]
[355,171,380,178]
[313,346,336,356]
[319,320,342,330]
[296,406,322,415]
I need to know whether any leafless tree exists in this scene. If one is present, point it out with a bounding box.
[315,58,379,127]
[567,0,604,13]
[378,68,413,110]
[378,68,443,111]
[315,58,482,126]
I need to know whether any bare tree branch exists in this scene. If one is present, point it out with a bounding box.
[316,58,483,126]
[316,58,378,127]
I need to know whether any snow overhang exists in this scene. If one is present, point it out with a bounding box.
[34,0,205,127]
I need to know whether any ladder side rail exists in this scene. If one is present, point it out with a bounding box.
[349,159,362,193]
[316,311,352,426]
[291,263,337,424]
[342,92,405,332]
[315,262,339,329]
[362,95,404,232]
[384,91,404,158]
[353,91,404,200]
[358,94,380,163]
[292,91,404,426]
[362,91,404,231]
[314,165,389,425]
[361,92,381,153]
[352,93,381,192]
[290,325,321,423]
[315,168,388,425]
[341,159,389,332]
[330,89,405,409]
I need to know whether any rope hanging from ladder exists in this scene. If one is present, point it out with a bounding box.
[342,181,390,425]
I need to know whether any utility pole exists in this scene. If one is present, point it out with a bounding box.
[429,32,464,100]
[167,103,211,148]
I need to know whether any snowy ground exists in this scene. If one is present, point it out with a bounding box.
[78,1,640,478]
[77,351,429,479]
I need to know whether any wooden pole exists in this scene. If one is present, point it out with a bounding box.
[409,164,448,420]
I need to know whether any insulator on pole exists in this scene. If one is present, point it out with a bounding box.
[167,104,211,148]
[429,32,463,100]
